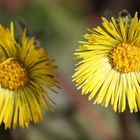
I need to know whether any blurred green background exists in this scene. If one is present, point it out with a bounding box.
[0,0,140,140]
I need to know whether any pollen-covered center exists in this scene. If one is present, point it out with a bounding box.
[109,42,140,73]
[0,59,28,90]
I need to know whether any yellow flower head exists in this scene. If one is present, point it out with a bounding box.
[73,12,140,113]
[0,23,58,129]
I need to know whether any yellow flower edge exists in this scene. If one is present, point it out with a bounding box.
[73,12,140,113]
[0,22,58,129]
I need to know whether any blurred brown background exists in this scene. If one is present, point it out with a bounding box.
[0,0,140,140]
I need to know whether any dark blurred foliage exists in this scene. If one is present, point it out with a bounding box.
[0,0,140,140]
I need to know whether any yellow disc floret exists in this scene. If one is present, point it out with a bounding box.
[0,59,28,90]
[109,42,140,73]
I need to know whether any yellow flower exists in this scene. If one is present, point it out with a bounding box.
[73,12,140,113]
[0,23,58,129]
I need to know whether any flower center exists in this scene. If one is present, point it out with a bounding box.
[0,59,28,90]
[109,42,140,73]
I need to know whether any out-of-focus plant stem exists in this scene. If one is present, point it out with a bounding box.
[0,124,14,140]
[119,111,138,140]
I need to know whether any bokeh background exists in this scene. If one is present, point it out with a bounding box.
[0,0,140,140]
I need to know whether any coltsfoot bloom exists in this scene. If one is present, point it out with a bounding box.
[72,12,140,113]
[0,23,58,129]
